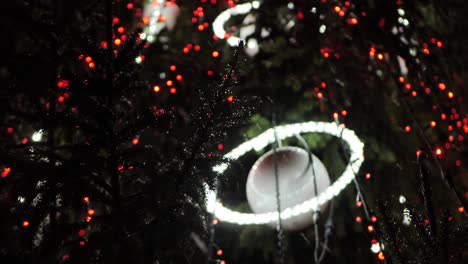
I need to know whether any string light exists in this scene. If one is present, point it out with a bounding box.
[207,121,364,225]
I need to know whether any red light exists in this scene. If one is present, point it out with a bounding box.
[365,173,371,180]
[398,76,405,83]
[405,125,411,132]
[212,51,220,58]
[114,39,122,46]
[153,85,161,92]
[22,221,30,227]
[355,216,362,222]
[217,144,224,150]
[127,3,134,10]
[438,83,446,91]
[341,110,348,116]
[142,16,150,25]
[458,206,465,213]
[430,121,436,127]
[435,148,442,155]
[2,167,11,178]
[88,209,95,215]
[317,92,323,99]
[371,215,377,222]
[227,96,234,103]
[217,249,223,256]
[367,225,374,233]
[198,24,204,31]
[117,27,125,33]
[85,216,92,222]
[436,41,443,48]
[78,229,86,237]
[448,92,454,99]
[377,251,385,261]
[62,254,70,261]
[176,75,183,81]
[22,138,28,144]
[207,70,214,76]
[83,196,89,203]
[132,138,139,145]
[170,65,176,71]
[334,6,341,12]
[88,62,95,69]
[166,80,173,86]
[356,201,362,207]
[170,88,177,94]
[79,241,85,246]
[347,18,358,25]
[7,127,13,134]
[112,17,120,24]
[423,48,430,54]
[100,41,108,49]
[194,45,201,51]
[183,47,189,53]
[323,52,329,58]
[58,96,65,103]
[85,56,92,63]
[213,219,218,225]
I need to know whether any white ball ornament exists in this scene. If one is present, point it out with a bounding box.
[246,146,330,230]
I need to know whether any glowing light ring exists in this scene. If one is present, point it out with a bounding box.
[212,1,261,46]
[206,121,365,225]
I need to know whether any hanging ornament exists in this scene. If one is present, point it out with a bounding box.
[141,1,180,43]
[162,3,180,31]
[246,146,330,230]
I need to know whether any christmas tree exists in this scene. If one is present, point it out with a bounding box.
[0,0,467,263]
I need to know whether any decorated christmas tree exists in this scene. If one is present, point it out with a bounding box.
[0,0,467,263]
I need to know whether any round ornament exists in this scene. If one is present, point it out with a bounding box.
[246,146,330,230]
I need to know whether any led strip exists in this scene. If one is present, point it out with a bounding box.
[212,0,261,46]
[206,121,365,225]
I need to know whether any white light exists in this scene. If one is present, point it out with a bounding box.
[319,25,326,34]
[18,196,25,203]
[206,121,365,225]
[135,56,143,64]
[371,243,381,253]
[403,208,412,225]
[399,195,406,204]
[397,8,405,16]
[311,7,317,14]
[32,130,43,142]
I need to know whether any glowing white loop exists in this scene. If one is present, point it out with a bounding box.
[206,121,365,225]
[212,1,261,46]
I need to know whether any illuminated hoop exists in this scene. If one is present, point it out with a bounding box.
[212,1,261,46]
[206,121,365,225]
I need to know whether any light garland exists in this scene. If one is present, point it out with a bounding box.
[212,1,261,47]
[206,121,365,225]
